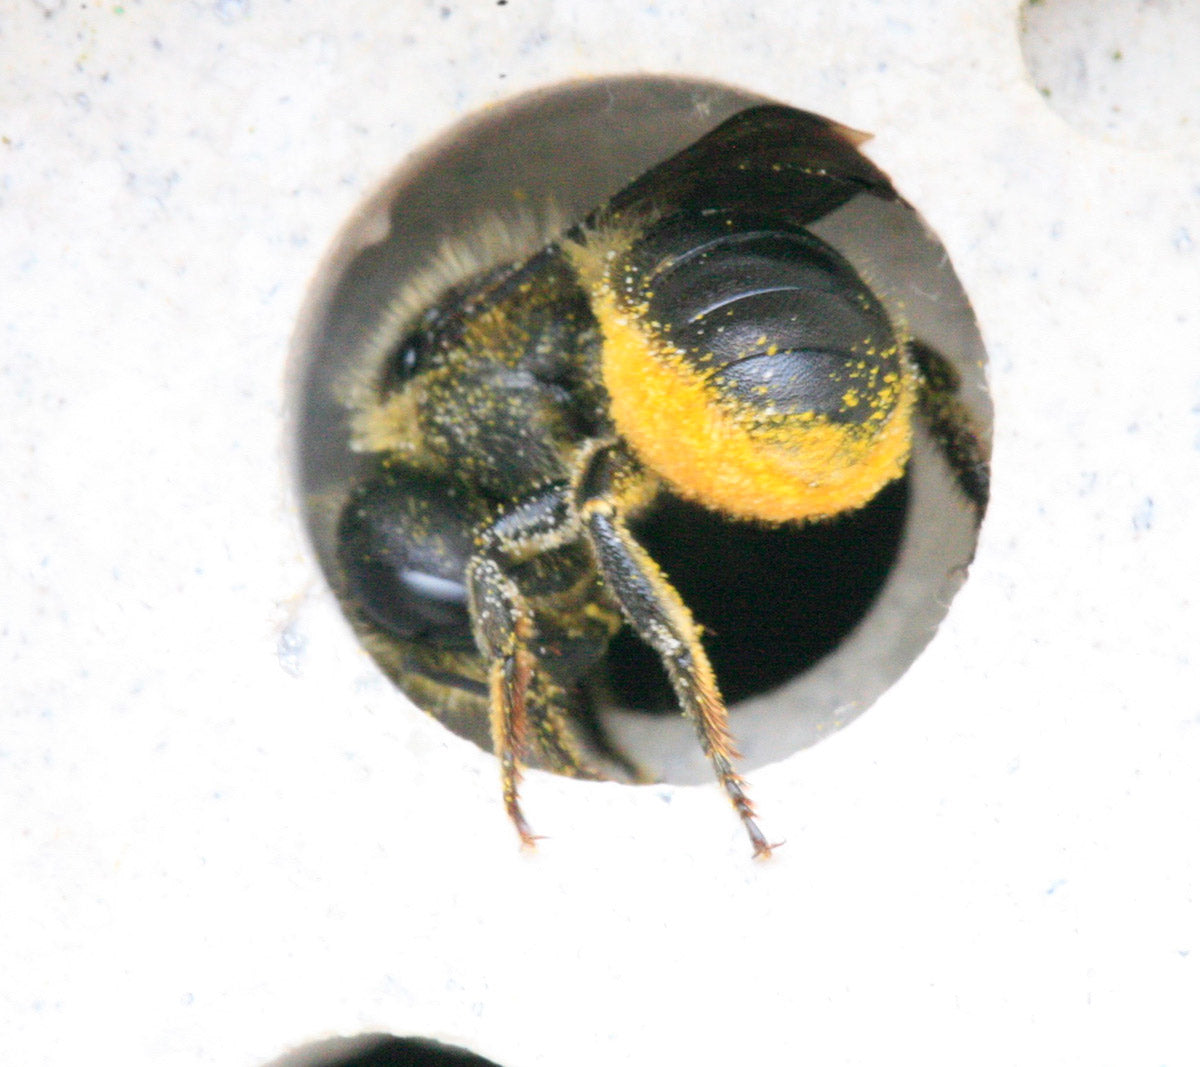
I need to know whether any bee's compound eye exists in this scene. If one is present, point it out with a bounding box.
[384,332,424,388]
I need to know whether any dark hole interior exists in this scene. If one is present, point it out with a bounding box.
[602,473,910,711]
[312,1035,503,1067]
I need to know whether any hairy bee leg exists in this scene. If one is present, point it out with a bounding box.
[909,340,990,516]
[475,486,609,784]
[466,555,539,847]
[564,684,649,784]
[527,686,603,781]
[576,452,773,858]
[583,502,773,857]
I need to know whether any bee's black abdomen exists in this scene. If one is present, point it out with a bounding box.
[627,212,900,425]
[634,215,893,356]
[704,349,881,425]
[337,465,481,649]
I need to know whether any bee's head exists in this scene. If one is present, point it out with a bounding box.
[570,212,916,524]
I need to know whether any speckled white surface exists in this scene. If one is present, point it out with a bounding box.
[3,3,1199,1066]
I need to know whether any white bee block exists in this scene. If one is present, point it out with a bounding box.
[2,3,1197,1067]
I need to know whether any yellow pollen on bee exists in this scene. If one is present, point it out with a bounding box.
[587,285,915,523]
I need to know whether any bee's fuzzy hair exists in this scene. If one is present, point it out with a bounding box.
[337,204,571,424]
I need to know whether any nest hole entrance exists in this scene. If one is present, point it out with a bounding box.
[266,1034,503,1067]
[1018,0,1200,149]
[291,74,991,787]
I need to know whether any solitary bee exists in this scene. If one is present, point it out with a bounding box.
[335,104,988,857]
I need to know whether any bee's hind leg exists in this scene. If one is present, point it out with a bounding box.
[575,444,775,859]
[527,679,605,781]
[909,339,990,516]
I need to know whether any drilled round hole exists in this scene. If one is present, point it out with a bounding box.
[267,1034,503,1067]
[291,75,991,788]
[1019,0,1200,149]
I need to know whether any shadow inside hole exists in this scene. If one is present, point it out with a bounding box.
[271,1034,503,1067]
[604,474,910,711]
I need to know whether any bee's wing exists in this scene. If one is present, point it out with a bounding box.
[598,103,897,228]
